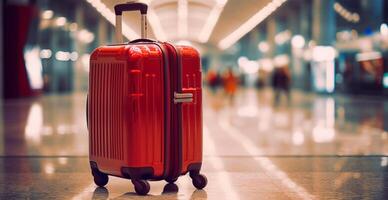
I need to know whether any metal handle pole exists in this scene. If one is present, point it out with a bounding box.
[115,15,123,43]
[141,14,147,39]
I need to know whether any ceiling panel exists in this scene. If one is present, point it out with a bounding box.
[94,0,277,46]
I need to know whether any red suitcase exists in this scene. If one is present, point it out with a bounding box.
[86,2,207,195]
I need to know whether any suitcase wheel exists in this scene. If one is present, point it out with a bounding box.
[162,183,179,193]
[132,179,150,195]
[93,172,109,187]
[191,174,208,190]
[165,177,178,184]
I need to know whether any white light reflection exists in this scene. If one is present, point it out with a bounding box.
[70,52,79,61]
[147,8,167,41]
[218,114,314,200]
[72,184,96,200]
[84,0,139,40]
[381,23,388,36]
[55,51,71,61]
[25,103,44,144]
[58,157,68,165]
[273,54,290,67]
[258,41,270,53]
[57,124,68,135]
[219,0,288,49]
[312,124,335,143]
[238,58,259,75]
[275,30,291,45]
[55,17,67,26]
[77,29,95,44]
[24,47,44,89]
[81,54,91,72]
[177,0,188,39]
[311,46,336,93]
[312,46,336,62]
[41,10,54,20]
[381,157,388,167]
[198,0,228,43]
[312,98,336,143]
[292,130,305,146]
[291,35,305,49]
[42,126,53,136]
[203,125,240,200]
[258,58,274,72]
[40,49,52,59]
[237,105,258,117]
[44,162,55,174]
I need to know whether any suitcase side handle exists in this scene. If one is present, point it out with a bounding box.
[174,92,193,104]
[114,2,148,43]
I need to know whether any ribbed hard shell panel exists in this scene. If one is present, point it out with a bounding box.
[182,73,201,163]
[179,46,203,172]
[90,62,125,160]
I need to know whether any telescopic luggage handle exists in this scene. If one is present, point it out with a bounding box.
[114,2,148,43]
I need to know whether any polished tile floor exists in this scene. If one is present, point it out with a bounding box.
[0,88,387,199]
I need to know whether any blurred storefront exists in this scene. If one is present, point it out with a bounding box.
[1,0,388,98]
[205,0,388,96]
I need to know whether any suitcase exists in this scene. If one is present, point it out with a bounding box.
[86,2,207,195]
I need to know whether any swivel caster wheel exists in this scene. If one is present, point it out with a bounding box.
[162,183,179,193]
[93,172,109,187]
[132,180,150,195]
[191,174,207,189]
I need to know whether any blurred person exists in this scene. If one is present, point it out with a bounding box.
[222,68,239,104]
[206,69,220,94]
[271,65,291,106]
[255,69,266,89]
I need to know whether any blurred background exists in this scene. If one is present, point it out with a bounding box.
[1,0,388,199]
[2,0,388,98]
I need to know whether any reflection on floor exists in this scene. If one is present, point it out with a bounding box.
[0,88,387,199]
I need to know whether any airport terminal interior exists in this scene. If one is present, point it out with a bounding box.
[1,0,388,199]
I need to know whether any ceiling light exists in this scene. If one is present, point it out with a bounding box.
[55,17,67,26]
[147,9,167,41]
[77,29,95,44]
[55,51,71,61]
[258,41,269,53]
[381,23,388,36]
[40,49,52,59]
[178,0,188,39]
[198,0,228,43]
[84,0,138,40]
[333,2,360,24]
[291,35,305,48]
[218,0,287,50]
[41,10,54,20]
[70,52,79,61]
[273,54,289,67]
[275,30,291,45]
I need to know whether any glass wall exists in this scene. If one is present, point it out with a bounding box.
[23,0,115,94]
[203,0,388,96]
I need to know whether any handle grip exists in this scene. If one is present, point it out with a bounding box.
[129,39,155,43]
[114,2,148,15]
[114,2,148,43]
